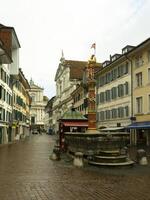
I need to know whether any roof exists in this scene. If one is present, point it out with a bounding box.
[0,39,12,63]
[61,108,87,120]
[55,59,101,81]
[19,68,30,89]
[55,59,87,81]
[66,60,87,80]
[0,23,21,48]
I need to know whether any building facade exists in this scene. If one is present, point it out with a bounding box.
[0,63,12,143]
[127,38,150,145]
[0,23,20,144]
[96,52,132,131]
[28,79,48,132]
[45,96,55,133]
[53,55,87,133]
[71,84,88,117]
[11,68,31,140]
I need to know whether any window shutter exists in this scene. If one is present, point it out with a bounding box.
[125,106,129,116]
[124,82,129,95]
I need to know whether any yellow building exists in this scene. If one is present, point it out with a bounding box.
[127,38,150,145]
[11,68,31,140]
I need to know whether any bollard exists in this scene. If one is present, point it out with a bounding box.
[73,152,84,167]
[50,145,61,161]
[137,149,148,165]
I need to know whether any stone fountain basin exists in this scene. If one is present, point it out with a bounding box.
[64,132,130,155]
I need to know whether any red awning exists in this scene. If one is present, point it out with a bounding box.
[63,121,88,127]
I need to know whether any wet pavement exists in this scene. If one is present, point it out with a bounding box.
[0,134,150,200]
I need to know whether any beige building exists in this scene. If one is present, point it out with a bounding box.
[96,51,132,131]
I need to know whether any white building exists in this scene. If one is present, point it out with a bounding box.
[53,55,87,133]
[28,80,48,131]
[0,24,20,144]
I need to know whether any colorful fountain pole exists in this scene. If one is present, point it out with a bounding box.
[86,44,98,133]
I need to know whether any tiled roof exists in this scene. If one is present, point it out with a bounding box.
[55,59,101,81]
[65,60,101,80]
[65,60,87,80]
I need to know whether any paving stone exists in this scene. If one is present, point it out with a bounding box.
[0,134,150,200]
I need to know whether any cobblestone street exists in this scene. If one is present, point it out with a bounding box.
[0,134,150,200]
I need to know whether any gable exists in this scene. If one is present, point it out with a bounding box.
[55,63,63,81]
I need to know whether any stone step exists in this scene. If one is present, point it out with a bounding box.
[89,160,134,167]
[94,155,127,163]
[95,155,127,159]
[99,150,120,156]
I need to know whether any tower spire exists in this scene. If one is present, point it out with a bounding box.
[60,49,65,64]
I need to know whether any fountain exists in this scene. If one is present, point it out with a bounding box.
[64,47,134,167]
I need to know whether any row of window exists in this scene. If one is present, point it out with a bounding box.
[97,82,129,104]
[0,68,11,87]
[13,110,26,122]
[15,81,26,96]
[97,106,129,121]
[136,96,150,114]
[136,69,150,87]
[0,86,12,105]
[74,93,84,103]
[16,95,26,109]
[0,108,12,122]
[97,62,129,88]
[13,94,26,109]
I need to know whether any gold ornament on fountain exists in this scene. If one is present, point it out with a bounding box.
[88,43,96,63]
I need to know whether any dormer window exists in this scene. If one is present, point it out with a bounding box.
[102,60,110,68]
[122,45,135,54]
[111,54,121,62]
[122,48,128,54]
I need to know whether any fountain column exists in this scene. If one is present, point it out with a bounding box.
[86,55,98,133]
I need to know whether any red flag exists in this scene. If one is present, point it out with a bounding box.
[91,43,96,49]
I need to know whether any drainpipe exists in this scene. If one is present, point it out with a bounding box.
[125,55,133,118]
[125,54,134,145]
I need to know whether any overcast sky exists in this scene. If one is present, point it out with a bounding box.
[0,0,150,98]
